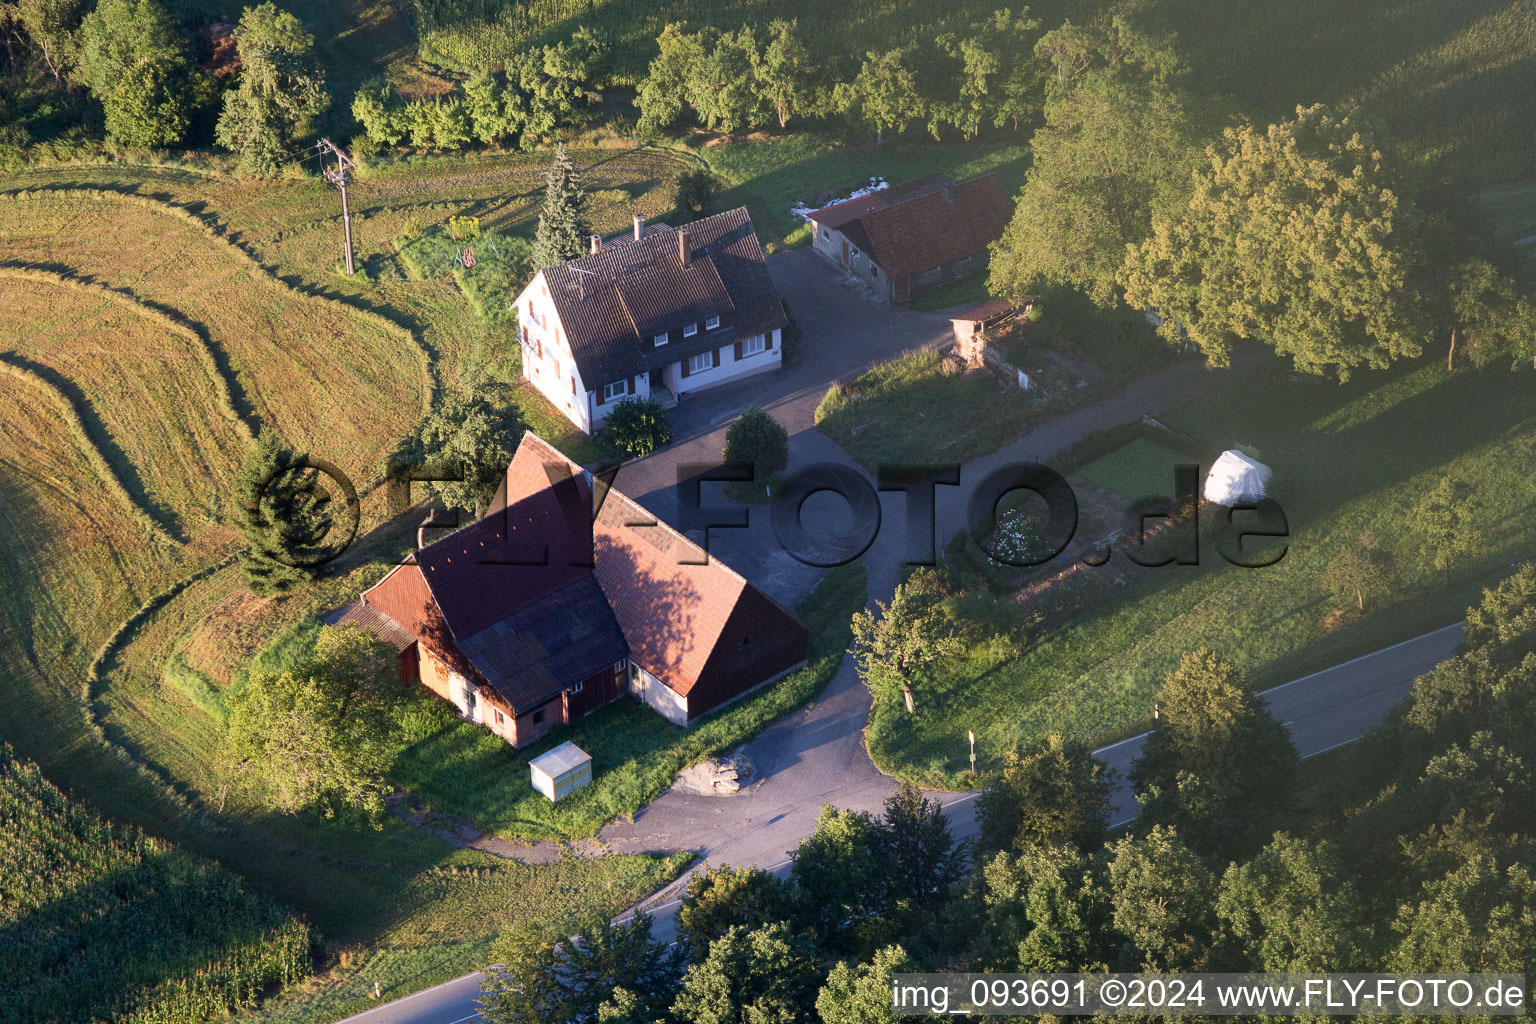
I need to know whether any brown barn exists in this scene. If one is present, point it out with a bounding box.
[340,432,810,746]
[805,173,1011,304]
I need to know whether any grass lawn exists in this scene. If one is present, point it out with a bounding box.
[907,273,992,313]
[382,562,866,841]
[700,133,1031,244]
[868,356,1536,787]
[1075,438,1190,503]
[814,349,1071,470]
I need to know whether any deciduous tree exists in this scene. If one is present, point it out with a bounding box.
[1322,532,1393,612]
[791,806,888,955]
[223,625,397,818]
[977,733,1113,854]
[1414,477,1481,589]
[1132,647,1297,858]
[1445,258,1536,370]
[753,19,814,129]
[406,385,526,518]
[1123,104,1429,378]
[990,19,1209,307]
[851,569,961,713]
[77,0,192,147]
[978,844,1112,971]
[835,47,924,143]
[672,922,822,1024]
[481,911,682,1024]
[215,1,328,175]
[723,406,789,479]
[815,945,918,1024]
[1217,834,1365,970]
[676,865,794,956]
[1106,826,1222,970]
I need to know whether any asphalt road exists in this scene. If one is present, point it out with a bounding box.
[335,622,1464,1024]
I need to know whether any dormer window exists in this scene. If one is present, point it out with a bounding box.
[705,316,720,330]
[653,332,669,347]
[683,322,698,337]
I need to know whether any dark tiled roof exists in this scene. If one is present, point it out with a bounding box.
[457,576,627,711]
[414,473,593,641]
[503,434,802,696]
[833,173,1011,279]
[541,207,786,386]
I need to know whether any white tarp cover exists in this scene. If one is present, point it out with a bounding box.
[1204,450,1272,506]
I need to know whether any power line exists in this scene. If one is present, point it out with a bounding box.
[317,138,357,276]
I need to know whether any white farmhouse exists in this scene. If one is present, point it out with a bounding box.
[512,207,788,434]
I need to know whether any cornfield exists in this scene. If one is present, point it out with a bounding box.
[0,746,312,1024]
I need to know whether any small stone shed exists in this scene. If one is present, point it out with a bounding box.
[949,297,1034,365]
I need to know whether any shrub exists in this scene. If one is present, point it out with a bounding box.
[673,165,719,216]
[604,397,673,457]
[446,214,481,241]
[723,406,789,477]
[780,297,802,364]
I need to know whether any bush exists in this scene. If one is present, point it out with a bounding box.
[780,297,802,364]
[673,165,719,217]
[604,397,673,457]
[723,406,789,477]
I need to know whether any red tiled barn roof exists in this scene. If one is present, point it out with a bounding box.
[828,173,1011,279]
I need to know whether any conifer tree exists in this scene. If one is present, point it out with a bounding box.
[533,142,590,268]
[235,432,320,595]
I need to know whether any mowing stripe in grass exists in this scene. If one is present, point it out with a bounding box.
[3,187,437,417]
[0,355,176,545]
[0,266,258,443]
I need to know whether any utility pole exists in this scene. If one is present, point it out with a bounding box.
[317,137,356,276]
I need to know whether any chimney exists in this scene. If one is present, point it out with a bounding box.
[590,233,603,255]
[633,213,646,240]
[677,227,690,265]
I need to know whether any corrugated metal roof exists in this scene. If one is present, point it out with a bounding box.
[538,207,786,387]
[331,600,416,653]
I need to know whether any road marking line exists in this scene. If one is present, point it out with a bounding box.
[1256,622,1463,697]
[446,1013,482,1024]
[1303,736,1361,758]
